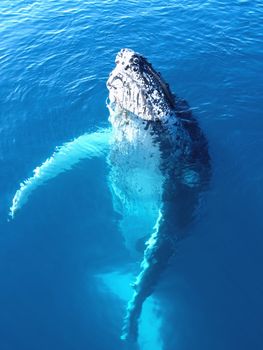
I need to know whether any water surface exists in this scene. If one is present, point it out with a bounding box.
[0,1,263,349]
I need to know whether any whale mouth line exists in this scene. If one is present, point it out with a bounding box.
[107,75,123,88]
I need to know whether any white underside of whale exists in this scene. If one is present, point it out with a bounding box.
[108,109,164,256]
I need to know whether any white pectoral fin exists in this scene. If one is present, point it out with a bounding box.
[121,209,175,342]
[10,127,112,218]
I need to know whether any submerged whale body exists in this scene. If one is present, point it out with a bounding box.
[9,48,211,343]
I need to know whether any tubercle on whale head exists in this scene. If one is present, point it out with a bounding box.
[106,48,175,122]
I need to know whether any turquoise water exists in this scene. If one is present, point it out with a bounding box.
[1,1,263,349]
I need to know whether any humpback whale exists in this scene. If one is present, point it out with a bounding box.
[107,48,211,341]
[9,48,211,343]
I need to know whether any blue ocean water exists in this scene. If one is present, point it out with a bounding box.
[1,0,263,349]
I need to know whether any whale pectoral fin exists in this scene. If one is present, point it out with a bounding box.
[9,127,112,218]
[121,182,201,342]
[121,210,174,342]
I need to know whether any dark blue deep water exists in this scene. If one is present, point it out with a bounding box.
[1,1,263,349]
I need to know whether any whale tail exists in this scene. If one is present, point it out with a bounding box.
[9,128,111,218]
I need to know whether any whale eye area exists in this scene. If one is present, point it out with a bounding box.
[129,56,140,65]
[128,56,140,73]
[132,57,139,64]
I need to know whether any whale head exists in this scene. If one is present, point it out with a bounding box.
[107,48,175,121]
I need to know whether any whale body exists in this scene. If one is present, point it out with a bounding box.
[107,48,211,341]
[9,48,211,344]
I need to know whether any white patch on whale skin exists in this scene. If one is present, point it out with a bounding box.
[181,169,200,187]
[9,128,111,218]
[108,108,164,256]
